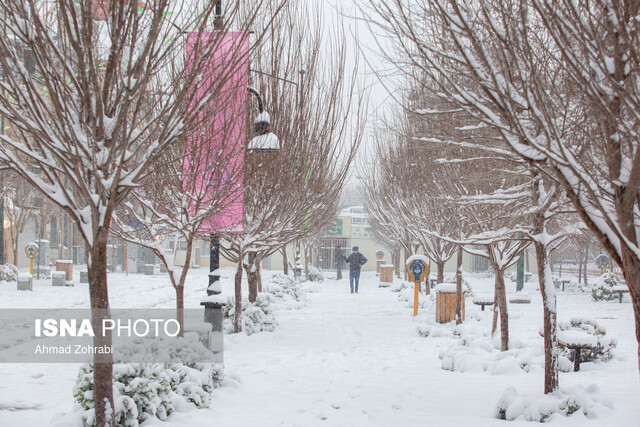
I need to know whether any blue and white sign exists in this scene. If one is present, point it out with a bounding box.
[406,255,429,283]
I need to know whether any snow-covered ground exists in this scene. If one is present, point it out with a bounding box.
[0,268,638,426]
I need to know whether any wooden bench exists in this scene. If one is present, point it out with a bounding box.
[611,286,629,303]
[509,294,531,304]
[473,296,494,311]
[559,279,571,292]
[558,330,597,372]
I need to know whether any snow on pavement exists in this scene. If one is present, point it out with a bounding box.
[0,269,639,426]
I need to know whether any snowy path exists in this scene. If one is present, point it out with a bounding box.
[162,273,546,426]
[1,269,640,426]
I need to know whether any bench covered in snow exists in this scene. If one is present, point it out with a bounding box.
[611,286,629,303]
[558,330,597,372]
[473,295,494,311]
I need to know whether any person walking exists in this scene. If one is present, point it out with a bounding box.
[344,246,367,293]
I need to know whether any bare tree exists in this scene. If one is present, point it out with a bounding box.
[220,2,363,332]
[0,1,284,424]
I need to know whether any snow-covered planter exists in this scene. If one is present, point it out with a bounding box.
[74,335,223,426]
[223,293,278,335]
[0,264,19,282]
[443,275,473,297]
[591,273,624,301]
[306,266,324,282]
[557,318,616,366]
[495,384,613,422]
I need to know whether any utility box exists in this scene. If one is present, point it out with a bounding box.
[435,283,465,323]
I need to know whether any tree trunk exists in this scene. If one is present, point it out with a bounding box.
[491,293,499,337]
[455,246,463,325]
[535,239,559,393]
[282,246,288,275]
[87,228,114,427]
[234,254,244,333]
[583,244,589,286]
[577,249,583,284]
[174,237,194,337]
[619,248,640,378]
[494,268,509,351]
[437,260,445,284]
[175,285,184,337]
[245,252,259,303]
[394,248,401,278]
[257,261,263,293]
[304,247,310,278]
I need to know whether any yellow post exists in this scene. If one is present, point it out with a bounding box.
[30,258,34,275]
[407,256,428,317]
[413,281,419,316]
[126,241,129,276]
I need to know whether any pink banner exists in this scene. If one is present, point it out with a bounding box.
[184,32,249,233]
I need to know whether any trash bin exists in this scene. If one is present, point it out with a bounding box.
[379,264,394,287]
[56,260,73,282]
[435,283,465,323]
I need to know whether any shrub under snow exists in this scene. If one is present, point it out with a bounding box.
[223,293,278,335]
[591,272,625,302]
[263,273,306,310]
[0,264,19,282]
[495,384,613,422]
[74,335,223,426]
[390,281,410,293]
[306,266,325,282]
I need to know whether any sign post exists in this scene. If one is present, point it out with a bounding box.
[406,255,429,316]
[596,254,608,275]
[24,242,38,276]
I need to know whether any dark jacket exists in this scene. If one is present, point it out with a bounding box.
[345,251,367,272]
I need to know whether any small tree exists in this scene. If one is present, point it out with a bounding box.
[0,1,283,424]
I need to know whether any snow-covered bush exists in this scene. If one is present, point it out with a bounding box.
[591,273,624,301]
[306,266,324,282]
[557,318,616,365]
[390,281,410,292]
[74,336,223,426]
[263,274,306,310]
[266,274,305,301]
[0,264,19,282]
[223,293,278,335]
[495,384,613,422]
[397,286,432,309]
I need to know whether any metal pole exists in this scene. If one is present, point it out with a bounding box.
[37,215,41,279]
[516,253,524,292]
[208,234,220,292]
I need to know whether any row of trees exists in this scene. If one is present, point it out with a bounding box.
[364,0,640,395]
[0,1,360,425]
